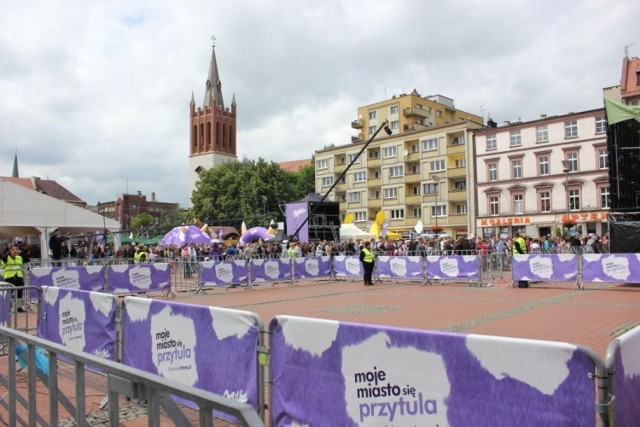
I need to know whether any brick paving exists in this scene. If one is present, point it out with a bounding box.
[3,278,639,425]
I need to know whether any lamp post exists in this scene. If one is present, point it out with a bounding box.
[561,160,570,233]
[260,195,267,216]
[431,174,440,232]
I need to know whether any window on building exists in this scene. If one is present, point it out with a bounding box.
[316,159,328,169]
[410,164,420,174]
[423,182,439,195]
[347,192,361,203]
[431,205,446,217]
[454,180,466,191]
[455,158,466,168]
[421,138,438,151]
[451,136,465,145]
[513,194,524,214]
[539,191,551,212]
[390,120,399,130]
[512,159,523,179]
[388,166,404,178]
[382,146,397,158]
[598,148,608,169]
[369,111,377,120]
[489,196,499,216]
[456,204,468,214]
[538,155,549,176]
[390,209,405,219]
[321,176,333,187]
[564,120,578,138]
[600,186,611,209]
[369,125,377,135]
[569,188,580,211]
[347,153,360,164]
[354,211,367,222]
[390,105,398,115]
[383,187,398,199]
[353,171,367,182]
[595,115,606,133]
[412,207,422,218]
[486,134,497,150]
[412,186,421,195]
[430,159,445,172]
[488,163,498,181]
[536,125,549,143]
[567,152,578,172]
[510,130,522,147]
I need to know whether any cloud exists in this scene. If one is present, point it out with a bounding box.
[1,0,638,207]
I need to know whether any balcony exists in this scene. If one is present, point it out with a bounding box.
[334,163,347,174]
[403,107,431,118]
[404,172,422,183]
[448,213,468,225]
[405,194,422,205]
[366,178,381,187]
[367,157,381,167]
[446,144,466,155]
[351,119,363,129]
[404,151,422,161]
[368,198,382,209]
[447,190,468,201]
[447,167,467,178]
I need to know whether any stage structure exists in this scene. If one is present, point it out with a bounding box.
[604,99,640,253]
[285,193,340,243]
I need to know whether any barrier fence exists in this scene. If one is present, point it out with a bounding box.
[25,253,640,294]
[4,283,640,425]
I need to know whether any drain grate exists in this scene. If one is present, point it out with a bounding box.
[324,304,402,315]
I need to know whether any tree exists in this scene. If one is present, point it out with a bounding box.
[131,213,156,237]
[189,158,314,230]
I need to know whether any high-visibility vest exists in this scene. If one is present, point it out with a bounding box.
[512,237,527,255]
[3,255,23,279]
[134,251,146,263]
[362,248,374,263]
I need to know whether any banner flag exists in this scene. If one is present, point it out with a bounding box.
[106,263,171,293]
[269,315,595,426]
[29,266,105,292]
[581,253,640,283]
[425,255,480,280]
[200,259,249,287]
[511,254,578,282]
[376,256,424,279]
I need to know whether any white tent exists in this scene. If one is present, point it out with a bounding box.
[339,223,375,242]
[0,180,122,258]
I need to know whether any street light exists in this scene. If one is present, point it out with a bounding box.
[260,195,267,216]
[431,174,440,231]
[561,160,570,233]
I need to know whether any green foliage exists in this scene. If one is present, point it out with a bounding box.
[131,213,156,236]
[189,158,315,230]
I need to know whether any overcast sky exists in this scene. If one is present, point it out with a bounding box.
[1,0,638,207]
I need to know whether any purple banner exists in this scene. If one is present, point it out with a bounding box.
[285,202,309,243]
[250,259,292,283]
[37,286,117,361]
[200,260,249,287]
[122,297,261,412]
[293,256,331,280]
[609,326,640,426]
[426,255,480,280]
[581,254,640,283]
[28,266,105,292]
[0,285,12,327]
[511,254,579,282]
[332,255,363,278]
[376,256,424,279]
[106,263,171,294]
[269,315,595,426]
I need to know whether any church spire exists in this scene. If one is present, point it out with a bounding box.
[12,149,19,178]
[203,36,225,109]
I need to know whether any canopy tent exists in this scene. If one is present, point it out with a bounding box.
[339,224,375,242]
[0,180,122,258]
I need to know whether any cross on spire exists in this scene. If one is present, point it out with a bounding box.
[211,35,217,47]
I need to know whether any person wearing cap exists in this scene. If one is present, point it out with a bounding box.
[3,245,26,312]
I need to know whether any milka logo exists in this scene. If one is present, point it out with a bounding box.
[293,208,306,218]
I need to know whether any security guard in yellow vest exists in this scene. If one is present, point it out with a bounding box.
[512,232,529,288]
[359,241,375,286]
[133,246,147,263]
[3,245,26,312]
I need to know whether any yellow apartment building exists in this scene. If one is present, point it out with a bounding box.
[315,92,483,239]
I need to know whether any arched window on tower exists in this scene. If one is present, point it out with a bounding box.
[222,123,227,148]
[229,125,234,152]
[216,122,221,148]
[206,122,211,151]
[192,124,198,153]
[199,123,205,151]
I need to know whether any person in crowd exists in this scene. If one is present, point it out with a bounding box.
[49,228,67,265]
[3,245,26,312]
[359,240,375,286]
[512,232,529,288]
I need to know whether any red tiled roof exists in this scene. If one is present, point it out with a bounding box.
[621,57,640,99]
[0,176,86,207]
[279,159,311,172]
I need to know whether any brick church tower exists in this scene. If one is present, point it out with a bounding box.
[188,40,237,203]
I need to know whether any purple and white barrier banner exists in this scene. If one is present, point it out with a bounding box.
[376,256,424,279]
[250,258,292,284]
[37,286,117,361]
[512,254,579,282]
[581,254,640,283]
[122,297,262,413]
[606,325,640,426]
[200,260,249,287]
[425,255,480,280]
[332,255,363,278]
[28,266,105,292]
[293,256,331,280]
[106,263,171,294]
[269,315,596,426]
